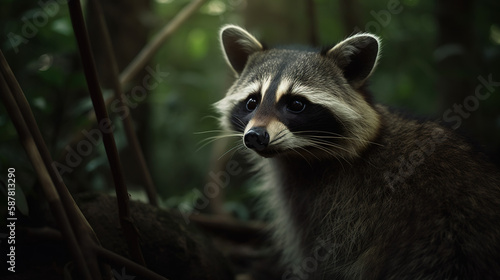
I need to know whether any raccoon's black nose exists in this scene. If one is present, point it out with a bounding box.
[244,127,269,151]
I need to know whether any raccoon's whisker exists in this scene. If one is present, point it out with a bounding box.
[197,133,243,141]
[194,129,232,135]
[290,148,313,168]
[303,138,356,157]
[294,130,371,139]
[268,130,352,167]
[317,135,383,147]
[196,133,243,145]
[306,140,352,168]
[196,139,222,152]
[235,124,246,131]
[305,142,350,169]
[294,131,384,147]
[302,141,338,158]
[200,115,221,122]
[305,136,360,152]
[270,130,289,145]
[274,129,288,139]
[218,141,245,160]
[293,131,356,142]
[196,133,243,152]
[294,146,319,165]
[293,130,344,136]
[217,141,245,160]
[232,116,247,131]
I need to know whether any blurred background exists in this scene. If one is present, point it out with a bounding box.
[1,0,500,221]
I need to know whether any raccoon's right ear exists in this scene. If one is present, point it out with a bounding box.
[220,25,263,75]
[326,33,381,89]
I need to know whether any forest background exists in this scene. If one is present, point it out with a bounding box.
[1,0,500,224]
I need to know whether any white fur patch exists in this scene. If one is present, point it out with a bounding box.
[267,119,288,143]
[290,84,362,121]
[275,78,293,102]
[260,76,272,100]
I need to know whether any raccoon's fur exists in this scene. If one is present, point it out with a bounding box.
[216,25,500,279]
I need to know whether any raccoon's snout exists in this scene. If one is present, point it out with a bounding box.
[244,127,269,151]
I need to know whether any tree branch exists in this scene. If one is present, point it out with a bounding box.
[0,49,108,279]
[88,0,159,206]
[67,0,145,266]
[119,0,208,87]
[56,0,207,185]
[0,72,94,280]
[19,227,170,280]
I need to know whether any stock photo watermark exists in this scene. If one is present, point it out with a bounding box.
[384,127,447,190]
[5,168,17,273]
[384,74,499,189]
[282,238,339,280]
[443,74,500,129]
[51,65,169,176]
[7,0,68,53]
[178,159,242,224]
[354,0,404,34]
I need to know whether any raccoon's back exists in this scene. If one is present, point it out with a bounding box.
[359,105,500,278]
[270,105,500,279]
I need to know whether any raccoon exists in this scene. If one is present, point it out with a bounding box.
[215,25,500,279]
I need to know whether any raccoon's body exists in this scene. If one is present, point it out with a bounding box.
[216,25,500,279]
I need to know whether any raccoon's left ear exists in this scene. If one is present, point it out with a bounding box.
[220,25,264,75]
[326,33,381,88]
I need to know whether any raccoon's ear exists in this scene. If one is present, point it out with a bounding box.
[220,25,263,75]
[326,33,381,88]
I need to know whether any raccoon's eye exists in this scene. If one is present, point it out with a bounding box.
[246,97,259,111]
[287,100,306,113]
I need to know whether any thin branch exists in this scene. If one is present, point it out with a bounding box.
[0,49,106,279]
[119,0,207,86]
[0,73,94,280]
[67,0,145,266]
[88,0,158,206]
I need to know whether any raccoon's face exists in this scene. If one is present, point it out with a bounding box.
[216,25,382,160]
